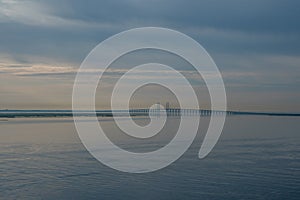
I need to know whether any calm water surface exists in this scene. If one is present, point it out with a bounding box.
[0,116,299,199]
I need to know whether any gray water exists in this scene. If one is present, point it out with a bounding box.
[0,116,299,199]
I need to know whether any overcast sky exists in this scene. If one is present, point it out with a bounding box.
[0,0,299,112]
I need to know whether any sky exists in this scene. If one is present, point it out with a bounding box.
[0,0,299,112]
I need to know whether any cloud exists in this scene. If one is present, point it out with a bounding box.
[1,64,74,75]
[0,0,115,29]
[1,0,300,63]
[0,0,299,111]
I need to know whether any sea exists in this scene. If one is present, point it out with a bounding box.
[0,115,299,199]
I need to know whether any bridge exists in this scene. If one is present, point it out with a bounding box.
[0,108,231,118]
[129,108,231,116]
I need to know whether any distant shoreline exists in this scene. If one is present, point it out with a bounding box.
[0,110,299,118]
